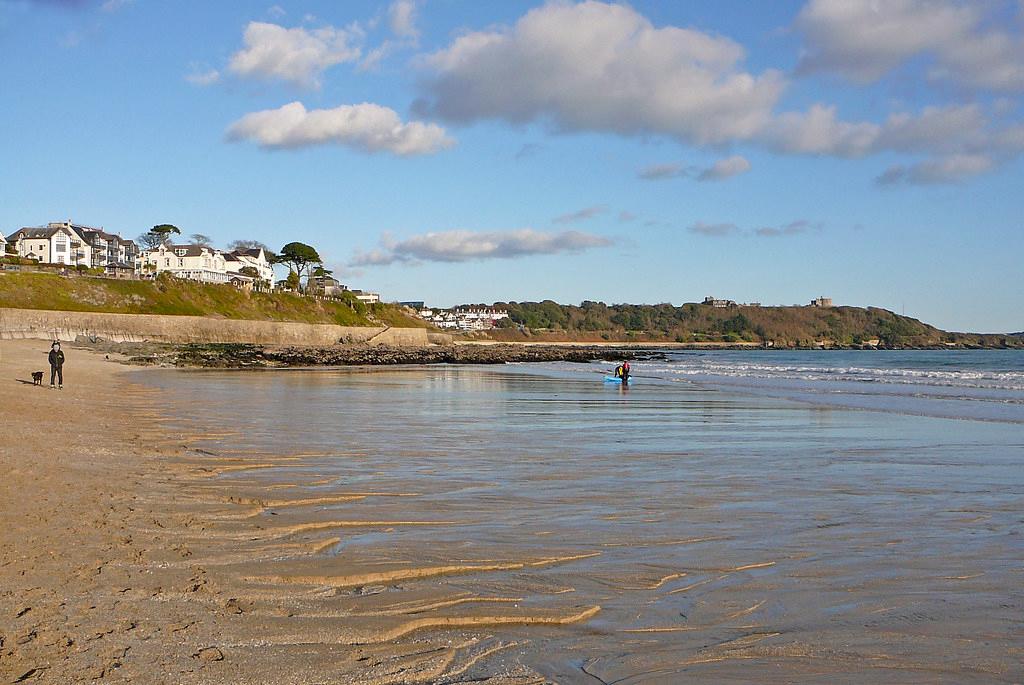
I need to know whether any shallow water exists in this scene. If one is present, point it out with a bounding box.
[144,352,1024,683]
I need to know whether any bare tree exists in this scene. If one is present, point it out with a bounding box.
[227,239,270,252]
[190,233,213,246]
[137,232,164,249]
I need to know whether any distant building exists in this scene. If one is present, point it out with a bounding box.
[399,301,425,310]
[810,296,833,308]
[703,296,737,308]
[351,289,380,305]
[104,262,136,279]
[223,247,275,290]
[0,232,7,254]
[77,225,139,269]
[308,274,348,297]
[421,307,509,331]
[7,222,93,266]
[138,243,230,284]
[227,273,255,291]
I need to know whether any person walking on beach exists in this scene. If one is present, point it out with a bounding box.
[48,341,64,389]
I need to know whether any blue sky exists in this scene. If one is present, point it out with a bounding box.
[1,0,1022,332]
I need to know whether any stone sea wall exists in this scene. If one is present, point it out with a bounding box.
[0,308,444,346]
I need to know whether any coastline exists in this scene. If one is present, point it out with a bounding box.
[70,339,1018,372]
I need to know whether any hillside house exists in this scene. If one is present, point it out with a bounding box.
[7,223,92,266]
[810,297,833,308]
[351,290,380,304]
[138,243,230,284]
[0,232,7,254]
[308,274,348,297]
[77,226,139,269]
[224,247,275,290]
[703,296,737,308]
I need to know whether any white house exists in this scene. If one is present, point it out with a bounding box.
[138,243,230,284]
[223,247,275,290]
[6,222,92,266]
[351,289,380,305]
[0,232,7,254]
[77,227,139,270]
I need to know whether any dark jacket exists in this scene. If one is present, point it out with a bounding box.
[48,349,65,368]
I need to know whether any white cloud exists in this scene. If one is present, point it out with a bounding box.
[418,0,785,145]
[185,67,221,86]
[618,210,638,222]
[351,228,612,265]
[755,219,822,237]
[796,0,972,83]
[228,21,362,89]
[407,1,1020,184]
[388,0,419,39]
[553,205,608,224]
[763,103,995,158]
[266,4,286,19]
[697,155,751,181]
[639,156,750,181]
[226,101,454,156]
[796,0,1024,92]
[876,154,995,185]
[688,221,740,237]
[638,163,685,180]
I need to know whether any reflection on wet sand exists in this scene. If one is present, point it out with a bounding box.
[138,365,1024,683]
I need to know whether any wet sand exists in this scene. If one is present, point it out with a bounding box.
[2,343,1022,683]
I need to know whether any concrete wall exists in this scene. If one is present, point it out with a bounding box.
[0,308,442,346]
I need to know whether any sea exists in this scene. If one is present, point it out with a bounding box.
[144,350,1024,683]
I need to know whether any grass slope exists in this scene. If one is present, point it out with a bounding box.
[0,272,426,328]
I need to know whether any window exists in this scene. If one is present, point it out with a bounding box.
[175,248,187,257]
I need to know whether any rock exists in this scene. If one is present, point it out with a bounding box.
[194,646,224,661]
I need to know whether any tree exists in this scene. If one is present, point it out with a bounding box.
[151,224,181,240]
[137,231,164,250]
[238,265,269,293]
[190,233,212,246]
[228,239,269,252]
[137,224,181,250]
[285,270,300,291]
[276,242,321,292]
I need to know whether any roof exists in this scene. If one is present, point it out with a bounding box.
[157,244,217,257]
[7,223,136,246]
[8,225,84,242]
[232,247,265,258]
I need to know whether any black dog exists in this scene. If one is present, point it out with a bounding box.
[31,371,44,385]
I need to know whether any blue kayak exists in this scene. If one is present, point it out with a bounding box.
[604,376,632,383]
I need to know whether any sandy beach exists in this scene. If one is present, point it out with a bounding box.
[0,340,247,683]
[3,341,1022,684]
[0,341,563,684]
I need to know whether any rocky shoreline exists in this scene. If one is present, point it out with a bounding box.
[110,342,659,368]
[73,339,1020,369]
